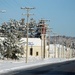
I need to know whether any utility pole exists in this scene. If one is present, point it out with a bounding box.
[40,19,50,58]
[21,7,35,63]
[53,32,57,58]
[46,27,52,58]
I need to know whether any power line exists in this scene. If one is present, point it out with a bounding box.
[20,0,43,22]
[21,7,35,63]
[0,9,6,23]
[2,0,14,9]
[13,0,21,7]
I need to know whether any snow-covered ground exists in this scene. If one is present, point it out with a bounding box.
[0,57,75,74]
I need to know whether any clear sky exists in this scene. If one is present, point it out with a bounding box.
[0,0,75,37]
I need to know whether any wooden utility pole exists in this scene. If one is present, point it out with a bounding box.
[40,19,50,58]
[46,27,52,58]
[21,7,35,63]
[53,33,57,58]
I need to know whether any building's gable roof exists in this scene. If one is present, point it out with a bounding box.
[20,38,41,46]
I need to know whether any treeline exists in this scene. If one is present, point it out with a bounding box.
[50,35,75,49]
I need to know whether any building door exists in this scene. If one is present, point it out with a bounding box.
[30,48,33,56]
[36,52,38,56]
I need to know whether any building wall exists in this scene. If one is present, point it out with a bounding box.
[22,45,48,58]
[49,44,73,59]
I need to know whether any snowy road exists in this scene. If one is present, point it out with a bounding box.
[0,58,75,75]
[1,59,75,75]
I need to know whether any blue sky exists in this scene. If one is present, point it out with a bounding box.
[0,0,75,37]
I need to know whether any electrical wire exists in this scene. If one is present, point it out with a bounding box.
[0,0,49,25]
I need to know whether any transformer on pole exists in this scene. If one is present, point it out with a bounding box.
[21,7,35,63]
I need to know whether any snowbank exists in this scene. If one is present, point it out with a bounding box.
[0,58,75,74]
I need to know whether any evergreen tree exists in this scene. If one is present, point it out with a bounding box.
[0,20,24,59]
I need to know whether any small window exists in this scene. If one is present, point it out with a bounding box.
[30,48,33,55]
[36,52,38,56]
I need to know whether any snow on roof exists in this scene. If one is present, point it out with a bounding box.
[49,44,66,48]
[0,37,41,46]
[20,38,41,46]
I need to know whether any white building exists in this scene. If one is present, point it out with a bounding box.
[49,44,73,59]
[0,37,74,59]
[19,38,48,58]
